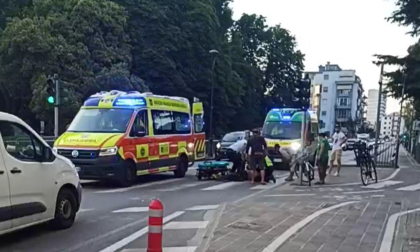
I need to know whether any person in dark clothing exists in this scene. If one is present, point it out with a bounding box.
[246,129,267,185]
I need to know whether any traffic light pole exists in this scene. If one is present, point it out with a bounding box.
[298,109,306,186]
[394,72,406,168]
[54,74,60,138]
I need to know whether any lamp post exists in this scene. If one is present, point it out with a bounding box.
[208,49,219,158]
[395,70,407,168]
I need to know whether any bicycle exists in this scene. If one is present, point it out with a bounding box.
[294,148,315,186]
[354,141,378,186]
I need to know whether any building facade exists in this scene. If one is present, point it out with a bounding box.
[366,89,387,125]
[307,62,365,136]
[380,112,405,137]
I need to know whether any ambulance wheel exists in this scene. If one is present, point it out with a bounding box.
[174,156,188,178]
[119,161,136,187]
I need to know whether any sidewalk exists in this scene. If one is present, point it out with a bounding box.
[202,199,404,252]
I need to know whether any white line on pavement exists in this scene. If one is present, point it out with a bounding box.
[264,193,316,197]
[98,211,184,252]
[201,182,240,191]
[251,183,279,190]
[343,189,384,194]
[185,205,220,211]
[370,195,385,198]
[396,182,420,191]
[261,201,358,252]
[112,207,149,213]
[363,180,403,189]
[121,246,197,252]
[379,207,420,252]
[79,208,94,213]
[95,179,183,194]
[156,182,207,192]
[322,168,401,187]
[164,221,209,230]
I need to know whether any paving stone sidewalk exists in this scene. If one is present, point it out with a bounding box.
[205,199,405,252]
[393,210,420,252]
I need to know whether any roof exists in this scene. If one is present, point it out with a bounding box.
[0,112,25,125]
[83,90,190,109]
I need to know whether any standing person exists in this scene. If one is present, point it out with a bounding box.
[315,133,329,185]
[329,126,347,176]
[246,129,267,185]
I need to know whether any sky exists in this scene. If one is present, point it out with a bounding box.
[230,0,417,113]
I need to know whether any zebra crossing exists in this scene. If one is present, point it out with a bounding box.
[99,204,220,252]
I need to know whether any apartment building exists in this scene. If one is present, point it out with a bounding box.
[367,89,387,124]
[380,112,405,137]
[307,62,365,136]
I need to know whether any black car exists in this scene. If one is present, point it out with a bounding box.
[216,131,249,161]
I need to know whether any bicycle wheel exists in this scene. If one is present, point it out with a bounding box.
[369,159,378,183]
[360,160,370,186]
[295,164,308,183]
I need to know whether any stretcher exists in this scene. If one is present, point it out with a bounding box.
[196,161,229,180]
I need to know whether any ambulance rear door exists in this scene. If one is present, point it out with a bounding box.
[192,102,205,160]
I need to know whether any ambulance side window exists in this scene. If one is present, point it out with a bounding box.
[131,110,148,137]
[194,114,204,133]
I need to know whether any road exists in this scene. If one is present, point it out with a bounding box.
[0,163,288,252]
[1,147,419,252]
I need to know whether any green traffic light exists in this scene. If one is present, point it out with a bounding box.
[47,96,55,104]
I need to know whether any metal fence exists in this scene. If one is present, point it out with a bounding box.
[373,141,398,168]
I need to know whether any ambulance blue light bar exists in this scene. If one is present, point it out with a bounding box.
[114,98,145,107]
[282,115,291,120]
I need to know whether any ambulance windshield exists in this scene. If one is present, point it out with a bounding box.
[68,108,134,133]
[262,121,301,140]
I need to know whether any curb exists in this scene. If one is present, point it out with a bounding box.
[195,203,226,252]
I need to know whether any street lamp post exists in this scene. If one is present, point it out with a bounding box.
[395,71,407,168]
[208,49,219,158]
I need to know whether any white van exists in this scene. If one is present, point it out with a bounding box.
[0,112,81,236]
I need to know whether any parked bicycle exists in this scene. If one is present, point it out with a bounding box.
[354,140,378,186]
[294,147,315,186]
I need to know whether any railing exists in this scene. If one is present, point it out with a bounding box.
[353,141,398,168]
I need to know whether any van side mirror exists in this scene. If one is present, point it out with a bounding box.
[42,147,54,162]
[132,125,146,137]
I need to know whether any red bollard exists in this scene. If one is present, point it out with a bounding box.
[147,199,163,252]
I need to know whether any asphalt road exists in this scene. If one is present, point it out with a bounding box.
[0,164,288,252]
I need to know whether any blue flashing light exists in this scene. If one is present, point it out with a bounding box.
[271,108,280,111]
[283,115,291,120]
[114,98,145,107]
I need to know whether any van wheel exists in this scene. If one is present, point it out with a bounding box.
[119,161,136,187]
[51,188,77,230]
[174,156,188,178]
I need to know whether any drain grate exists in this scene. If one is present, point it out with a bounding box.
[229,221,270,232]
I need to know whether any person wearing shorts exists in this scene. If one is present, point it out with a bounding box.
[246,129,267,185]
[329,127,347,176]
[315,133,329,185]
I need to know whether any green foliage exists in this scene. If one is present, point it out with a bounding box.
[0,0,305,136]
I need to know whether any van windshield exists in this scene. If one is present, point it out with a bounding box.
[262,121,301,140]
[68,108,134,133]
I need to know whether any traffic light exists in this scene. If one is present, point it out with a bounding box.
[293,76,311,110]
[46,78,56,104]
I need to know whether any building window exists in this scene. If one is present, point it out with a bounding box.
[323,87,328,92]
[322,98,327,104]
[337,98,350,106]
[338,89,351,95]
[321,111,326,116]
[324,74,329,80]
[152,110,191,135]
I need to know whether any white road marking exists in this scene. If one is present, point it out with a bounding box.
[251,183,279,190]
[79,208,94,213]
[363,180,403,189]
[98,211,184,252]
[343,189,384,194]
[370,195,385,198]
[95,179,183,193]
[121,247,197,252]
[201,182,240,191]
[164,221,209,230]
[185,205,219,211]
[112,207,149,213]
[379,207,420,252]
[156,182,206,192]
[396,182,420,191]
[322,168,401,187]
[264,194,316,197]
[261,201,358,252]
